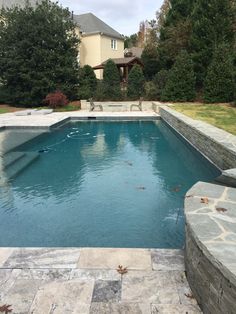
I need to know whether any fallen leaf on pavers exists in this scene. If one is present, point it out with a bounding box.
[184,194,194,199]
[117,265,128,274]
[184,292,194,299]
[136,186,146,190]
[201,197,209,204]
[216,207,227,213]
[0,305,13,313]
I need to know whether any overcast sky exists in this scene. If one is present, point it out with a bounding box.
[54,0,163,35]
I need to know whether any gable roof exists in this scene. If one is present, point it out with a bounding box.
[73,13,123,40]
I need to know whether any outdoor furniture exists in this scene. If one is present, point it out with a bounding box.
[130,97,143,111]
[89,98,103,111]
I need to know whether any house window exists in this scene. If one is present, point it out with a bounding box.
[111,39,117,50]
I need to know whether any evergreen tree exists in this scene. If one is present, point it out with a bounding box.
[78,65,97,100]
[141,43,159,80]
[127,65,145,99]
[190,0,234,86]
[0,0,79,106]
[158,0,193,69]
[161,50,196,101]
[204,44,234,103]
[103,59,121,100]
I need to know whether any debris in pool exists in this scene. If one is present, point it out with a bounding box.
[38,148,50,153]
[117,265,128,274]
[136,186,146,190]
[0,304,13,313]
[150,136,159,140]
[216,207,227,213]
[124,161,133,166]
[172,186,181,192]
[200,197,209,204]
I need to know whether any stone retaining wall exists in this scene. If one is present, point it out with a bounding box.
[184,182,236,314]
[159,106,236,170]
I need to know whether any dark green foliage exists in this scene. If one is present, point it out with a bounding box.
[94,81,106,101]
[161,50,196,101]
[145,69,169,100]
[190,0,234,86]
[158,0,193,69]
[0,0,79,106]
[204,45,234,103]
[141,44,160,80]
[124,33,138,49]
[78,65,97,100]
[127,65,145,99]
[103,59,121,100]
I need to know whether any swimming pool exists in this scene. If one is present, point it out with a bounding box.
[0,121,219,248]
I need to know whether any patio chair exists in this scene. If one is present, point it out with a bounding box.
[130,97,143,111]
[89,98,103,111]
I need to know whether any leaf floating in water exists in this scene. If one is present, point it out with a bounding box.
[172,185,182,192]
[0,304,13,313]
[216,207,227,213]
[124,161,133,166]
[201,197,209,204]
[184,292,194,299]
[117,265,128,274]
[38,148,50,153]
[136,186,146,190]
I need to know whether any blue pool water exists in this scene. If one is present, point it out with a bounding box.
[0,121,219,248]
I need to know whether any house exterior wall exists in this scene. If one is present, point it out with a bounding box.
[77,26,124,79]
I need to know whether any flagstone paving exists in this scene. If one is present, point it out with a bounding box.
[0,248,202,313]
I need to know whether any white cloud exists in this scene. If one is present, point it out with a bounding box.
[55,0,163,35]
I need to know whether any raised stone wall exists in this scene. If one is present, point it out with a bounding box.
[184,182,236,314]
[159,107,236,170]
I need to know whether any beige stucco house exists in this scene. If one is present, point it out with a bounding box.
[73,13,124,79]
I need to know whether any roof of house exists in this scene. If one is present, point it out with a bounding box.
[93,57,143,69]
[73,13,123,40]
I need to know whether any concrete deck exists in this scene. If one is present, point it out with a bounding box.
[0,248,201,313]
[0,110,160,130]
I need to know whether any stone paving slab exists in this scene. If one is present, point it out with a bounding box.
[78,248,152,270]
[0,248,202,313]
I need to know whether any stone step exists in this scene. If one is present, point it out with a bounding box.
[2,151,26,169]
[5,152,39,180]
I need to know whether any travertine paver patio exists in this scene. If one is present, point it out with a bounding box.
[0,248,202,313]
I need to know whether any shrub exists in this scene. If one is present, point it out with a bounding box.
[78,65,97,100]
[94,81,106,101]
[43,91,69,108]
[103,59,121,100]
[161,50,196,102]
[127,65,145,99]
[204,44,234,103]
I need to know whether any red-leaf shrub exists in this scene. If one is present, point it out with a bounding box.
[43,91,69,108]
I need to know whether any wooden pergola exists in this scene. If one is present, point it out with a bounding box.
[93,57,144,81]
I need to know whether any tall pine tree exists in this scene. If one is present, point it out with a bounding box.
[204,44,234,103]
[190,0,234,86]
[103,59,121,100]
[161,50,196,101]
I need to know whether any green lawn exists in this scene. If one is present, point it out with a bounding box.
[172,103,236,135]
[0,108,8,114]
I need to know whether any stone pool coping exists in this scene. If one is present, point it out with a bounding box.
[0,110,160,130]
[0,248,202,313]
[159,106,236,313]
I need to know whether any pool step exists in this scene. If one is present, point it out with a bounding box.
[2,151,26,168]
[4,152,39,180]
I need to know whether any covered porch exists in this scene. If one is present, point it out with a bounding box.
[93,57,144,81]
